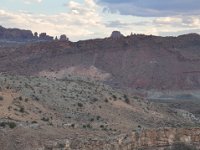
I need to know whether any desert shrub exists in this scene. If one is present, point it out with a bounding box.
[25,98,29,102]
[96,116,101,120]
[124,94,130,104]
[82,124,92,129]
[104,98,108,103]
[8,122,17,129]
[19,96,23,101]
[19,107,25,113]
[58,143,66,148]
[133,96,139,99]
[31,121,38,124]
[87,124,92,128]
[41,117,49,122]
[0,96,3,101]
[125,98,130,104]
[0,122,6,127]
[92,97,98,102]
[71,124,75,128]
[112,95,117,100]
[77,102,83,107]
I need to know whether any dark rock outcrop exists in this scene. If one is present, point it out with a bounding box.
[59,34,68,41]
[110,31,124,39]
[39,33,54,41]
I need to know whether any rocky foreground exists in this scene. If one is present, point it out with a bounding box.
[0,74,200,149]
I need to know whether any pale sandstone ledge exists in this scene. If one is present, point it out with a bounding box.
[38,127,200,150]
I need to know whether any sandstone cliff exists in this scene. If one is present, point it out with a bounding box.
[57,127,200,150]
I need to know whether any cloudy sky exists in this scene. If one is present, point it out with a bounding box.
[0,0,200,41]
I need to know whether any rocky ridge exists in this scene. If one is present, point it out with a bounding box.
[0,26,69,42]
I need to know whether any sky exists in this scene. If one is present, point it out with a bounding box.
[0,0,200,41]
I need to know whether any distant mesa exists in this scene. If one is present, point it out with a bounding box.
[0,25,69,42]
[110,31,124,39]
[0,25,33,41]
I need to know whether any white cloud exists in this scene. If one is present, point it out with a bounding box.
[0,0,108,41]
[23,0,42,4]
[153,16,200,28]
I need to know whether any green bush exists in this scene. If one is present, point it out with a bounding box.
[8,122,17,129]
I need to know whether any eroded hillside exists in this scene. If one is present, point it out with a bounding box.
[0,74,199,149]
[1,33,200,91]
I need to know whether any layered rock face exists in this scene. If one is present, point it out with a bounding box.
[59,127,200,150]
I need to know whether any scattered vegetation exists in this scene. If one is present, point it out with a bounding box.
[82,124,92,129]
[0,122,17,129]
